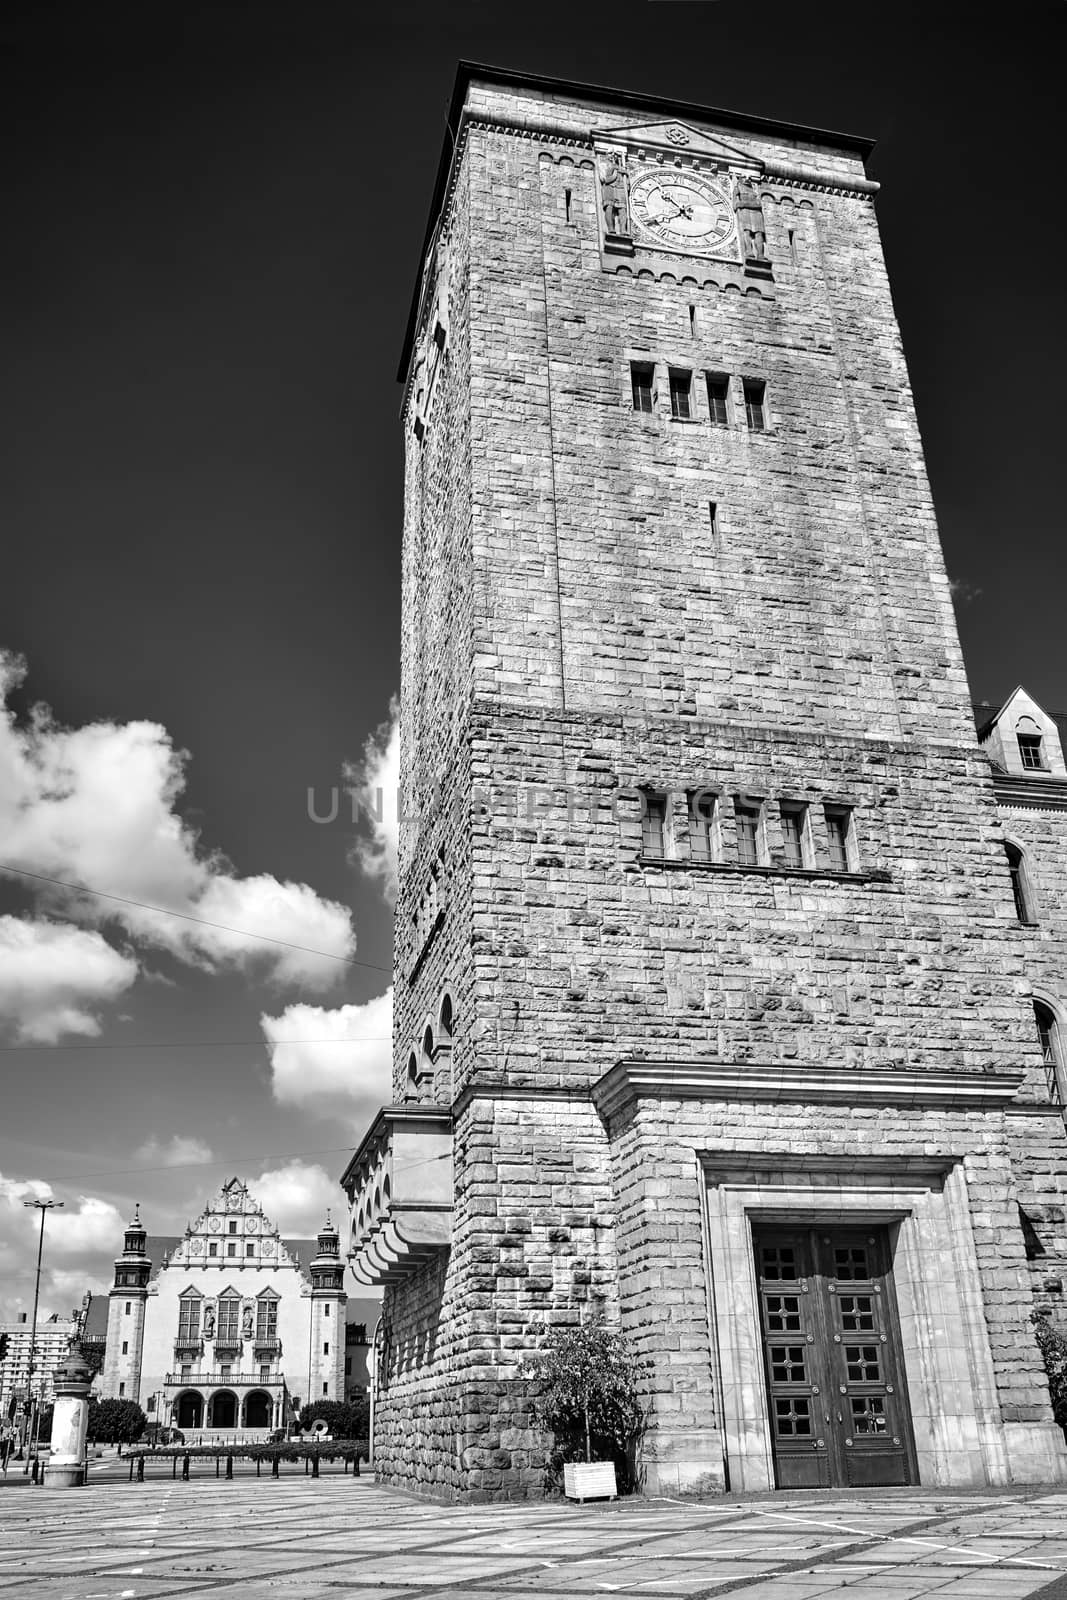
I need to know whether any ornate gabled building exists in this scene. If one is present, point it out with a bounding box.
[342,63,1067,1501]
[100,1179,346,1436]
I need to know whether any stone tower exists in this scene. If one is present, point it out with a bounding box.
[306,1214,346,1405]
[101,1205,150,1402]
[344,65,1067,1500]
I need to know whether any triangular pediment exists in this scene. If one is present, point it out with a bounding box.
[595,120,762,170]
[981,685,1048,734]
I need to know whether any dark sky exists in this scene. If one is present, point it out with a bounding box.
[0,0,1063,1306]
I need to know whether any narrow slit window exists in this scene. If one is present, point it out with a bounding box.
[1006,843,1036,924]
[630,362,654,413]
[564,188,572,223]
[1036,1002,1063,1106]
[688,791,721,863]
[706,374,730,426]
[641,789,669,858]
[735,799,763,866]
[825,806,853,872]
[780,803,807,869]
[743,378,767,431]
[669,369,692,419]
[708,501,720,539]
[689,304,696,335]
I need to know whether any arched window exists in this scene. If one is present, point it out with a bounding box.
[439,992,453,1040]
[406,1051,419,1099]
[1035,1002,1064,1106]
[1006,843,1037,925]
[422,1024,435,1064]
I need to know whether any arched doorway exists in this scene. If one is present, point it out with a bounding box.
[244,1390,272,1429]
[175,1390,203,1430]
[209,1389,237,1429]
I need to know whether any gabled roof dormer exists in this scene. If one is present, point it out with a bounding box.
[977,687,1067,779]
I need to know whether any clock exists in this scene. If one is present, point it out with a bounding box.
[630,169,737,257]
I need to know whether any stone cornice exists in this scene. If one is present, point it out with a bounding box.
[994,773,1067,812]
[451,1079,590,1119]
[593,1058,1025,1122]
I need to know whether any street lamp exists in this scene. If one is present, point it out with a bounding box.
[21,1199,64,1473]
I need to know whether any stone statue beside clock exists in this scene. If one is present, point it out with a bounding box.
[604,157,769,268]
[599,152,631,239]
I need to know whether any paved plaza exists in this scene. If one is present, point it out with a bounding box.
[5,1470,1067,1600]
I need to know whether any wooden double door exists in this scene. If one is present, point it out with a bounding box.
[753,1223,917,1489]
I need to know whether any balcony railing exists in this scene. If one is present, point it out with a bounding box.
[164,1373,284,1388]
[212,1336,242,1353]
[252,1337,282,1354]
[173,1338,204,1355]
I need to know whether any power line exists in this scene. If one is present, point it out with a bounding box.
[0,1037,392,1053]
[33,1147,359,1182]
[0,862,391,975]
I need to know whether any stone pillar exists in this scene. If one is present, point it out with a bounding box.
[44,1350,92,1488]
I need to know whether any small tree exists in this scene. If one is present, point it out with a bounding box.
[89,1397,146,1444]
[1033,1313,1067,1432]
[297,1399,367,1438]
[526,1321,645,1479]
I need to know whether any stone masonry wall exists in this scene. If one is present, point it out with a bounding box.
[379,74,1067,1497]
[995,802,1067,1318]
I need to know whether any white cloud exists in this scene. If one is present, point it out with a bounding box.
[0,1174,123,1319]
[0,915,138,1042]
[261,987,393,1127]
[0,651,356,999]
[345,698,399,903]
[134,1135,213,1169]
[248,1161,341,1236]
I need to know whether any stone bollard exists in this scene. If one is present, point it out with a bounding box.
[44,1349,92,1488]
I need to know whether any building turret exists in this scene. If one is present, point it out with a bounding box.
[101,1205,151,1402]
[307,1211,346,1404]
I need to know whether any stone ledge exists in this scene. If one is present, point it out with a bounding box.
[593,1058,1025,1122]
[638,856,891,884]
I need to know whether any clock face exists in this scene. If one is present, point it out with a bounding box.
[630,170,737,256]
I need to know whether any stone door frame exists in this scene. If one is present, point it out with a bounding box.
[703,1156,1021,1492]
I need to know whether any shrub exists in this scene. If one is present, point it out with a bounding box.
[524,1321,645,1489]
[1033,1313,1067,1431]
